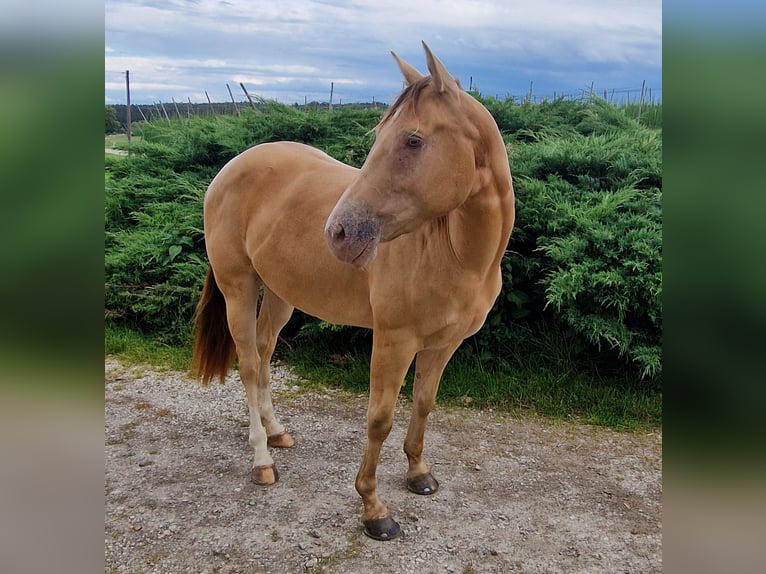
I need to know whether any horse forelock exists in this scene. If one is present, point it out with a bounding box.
[373,74,468,135]
[374,77,432,133]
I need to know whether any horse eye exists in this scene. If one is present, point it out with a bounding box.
[406,135,423,148]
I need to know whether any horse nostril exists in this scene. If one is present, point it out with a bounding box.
[330,222,346,241]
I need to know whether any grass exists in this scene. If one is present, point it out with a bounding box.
[105,324,193,372]
[105,133,142,149]
[104,322,661,432]
[285,340,661,432]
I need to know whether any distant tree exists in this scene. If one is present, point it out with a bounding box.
[105,106,121,134]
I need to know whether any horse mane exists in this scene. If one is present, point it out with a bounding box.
[375,77,432,132]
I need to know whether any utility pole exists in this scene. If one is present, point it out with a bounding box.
[125,70,132,143]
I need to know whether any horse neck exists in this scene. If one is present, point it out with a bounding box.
[445,102,515,276]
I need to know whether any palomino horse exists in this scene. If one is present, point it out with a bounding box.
[192,42,515,540]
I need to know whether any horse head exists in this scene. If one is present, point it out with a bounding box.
[324,42,484,268]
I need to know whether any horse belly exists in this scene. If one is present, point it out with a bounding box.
[256,253,374,329]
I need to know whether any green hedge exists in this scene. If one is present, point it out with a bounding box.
[105,97,661,382]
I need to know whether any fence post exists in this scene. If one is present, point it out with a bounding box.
[637,80,646,123]
[227,84,240,117]
[158,100,171,122]
[171,97,182,119]
[125,70,131,143]
[240,83,258,111]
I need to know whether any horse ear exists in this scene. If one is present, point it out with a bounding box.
[391,51,424,86]
[422,41,455,94]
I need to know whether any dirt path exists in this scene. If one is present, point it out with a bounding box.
[104,358,661,573]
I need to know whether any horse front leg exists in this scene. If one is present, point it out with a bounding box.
[356,330,418,540]
[403,342,461,495]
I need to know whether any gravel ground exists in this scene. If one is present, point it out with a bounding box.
[104,358,662,573]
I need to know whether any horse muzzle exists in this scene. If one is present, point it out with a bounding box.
[324,201,382,268]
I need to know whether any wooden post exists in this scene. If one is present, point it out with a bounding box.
[227,84,240,117]
[240,82,258,111]
[137,105,148,122]
[329,82,334,112]
[527,81,533,103]
[637,80,646,123]
[187,97,193,118]
[125,70,131,143]
[205,91,213,115]
[171,97,181,119]
[158,100,171,122]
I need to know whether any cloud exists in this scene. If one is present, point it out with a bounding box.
[105,0,661,105]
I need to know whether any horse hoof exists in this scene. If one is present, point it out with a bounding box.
[362,515,401,541]
[251,464,279,485]
[407,472,439,495]
[267,431,295,448]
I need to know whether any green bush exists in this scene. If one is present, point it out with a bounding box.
[104,106,383,343]
[104,157,207,343]
[105,96,661,384]
[470,96,662,381]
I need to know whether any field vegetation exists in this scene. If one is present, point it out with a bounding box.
[105,95,661,429]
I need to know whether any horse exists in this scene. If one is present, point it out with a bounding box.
[192,42,515,540]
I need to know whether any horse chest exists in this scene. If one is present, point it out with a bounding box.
[371,266,498,346]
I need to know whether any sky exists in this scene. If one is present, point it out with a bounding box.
[104,0,662,107]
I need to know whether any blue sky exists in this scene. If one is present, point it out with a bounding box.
[105,0,662,106]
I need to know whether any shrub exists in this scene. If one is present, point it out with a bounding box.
[472,97,662,381]
[105,105,383,343]
[105,97,661,383]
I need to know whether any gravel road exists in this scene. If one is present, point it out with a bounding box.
[104,358,661,573]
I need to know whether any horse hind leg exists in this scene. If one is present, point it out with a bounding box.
[255,287,295,449]
[216,270,279,485]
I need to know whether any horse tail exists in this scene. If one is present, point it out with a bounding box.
[192,267,236,385]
